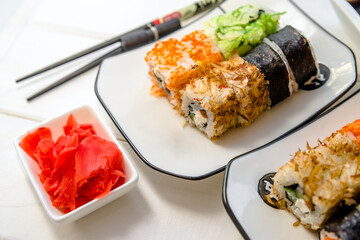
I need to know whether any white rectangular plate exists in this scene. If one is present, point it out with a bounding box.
[223,89,360,239]
[331,0,360,35]
[95,0,357,179]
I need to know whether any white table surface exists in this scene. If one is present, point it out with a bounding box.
[0,0,358,239]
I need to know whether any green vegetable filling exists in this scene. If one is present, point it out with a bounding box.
[189,112,195,120]
[153,72,162,83]
[204,5,286,59]
[284,185,303,203]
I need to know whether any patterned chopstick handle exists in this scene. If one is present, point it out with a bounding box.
[151,0,225,25]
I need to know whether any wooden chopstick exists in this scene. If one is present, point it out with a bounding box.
[26,47,124,101]
[16,0,224,84]
[16,28,144,84]
[26,18,183,101]
[15,29,144,83]
[22,0,226,101]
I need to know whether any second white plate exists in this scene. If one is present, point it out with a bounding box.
[223,89,360,239]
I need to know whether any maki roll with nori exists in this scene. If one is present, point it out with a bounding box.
[266,119,360,231]
[320,204,360,240]
[243,25,319,106]
[267,25,318,87]
[180,55,268,139]
[243,40,297,106]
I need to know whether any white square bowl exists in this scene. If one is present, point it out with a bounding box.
[14,105,139,223]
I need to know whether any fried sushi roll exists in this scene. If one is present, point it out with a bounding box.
[180,77,238,139]
[144,30,223,109]
[267,25,319,87]
[180,55,268,139]
[267,119,360,230]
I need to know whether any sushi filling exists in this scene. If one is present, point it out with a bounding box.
[284,185,302,203]
[152,70,172,96]
[282,183,325,229]
[284,185,311,215]
[188,102,208,128]
[320,231,339,240]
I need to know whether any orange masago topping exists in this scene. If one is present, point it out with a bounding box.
[342,119,360,144]
[145,30,223,98]
[19,114,126,213]
[182,30,223,63]
[146,38,187,66]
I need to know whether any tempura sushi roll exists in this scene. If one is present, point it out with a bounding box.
[145,30,223,109]
[180,55,268,139]
[219,55,269,126]
[320,204,360,240]
[267,119,360,230]
[267,25,318,87]
[180,76,238,139]
[244,41,297,106]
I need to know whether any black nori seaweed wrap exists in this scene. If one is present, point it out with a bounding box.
[321,204,360,240]
[267,25,318,87]
[244,42,290,106]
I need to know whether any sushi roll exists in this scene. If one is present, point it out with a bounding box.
[320,204,360,240]
[144,30,223,110]
[244,25,319,106]
[267,25,319,87]
[145,8,319,139]
[180,75,238,139]
[267,119,360,230]
[180,54,268,139]
[244,41,297,106]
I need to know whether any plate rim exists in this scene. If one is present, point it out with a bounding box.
[94,69,226,180]
[94,0,358,180]
[331,0,360,35]
[222,88,360,238]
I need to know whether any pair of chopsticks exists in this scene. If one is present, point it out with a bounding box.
[16,0,225,101]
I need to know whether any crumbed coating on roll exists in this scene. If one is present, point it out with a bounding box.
[180,74,238,139]
[145,30,269,139]
[269,125,360,230]
[212,54,269,126]
[180,54,268,139]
